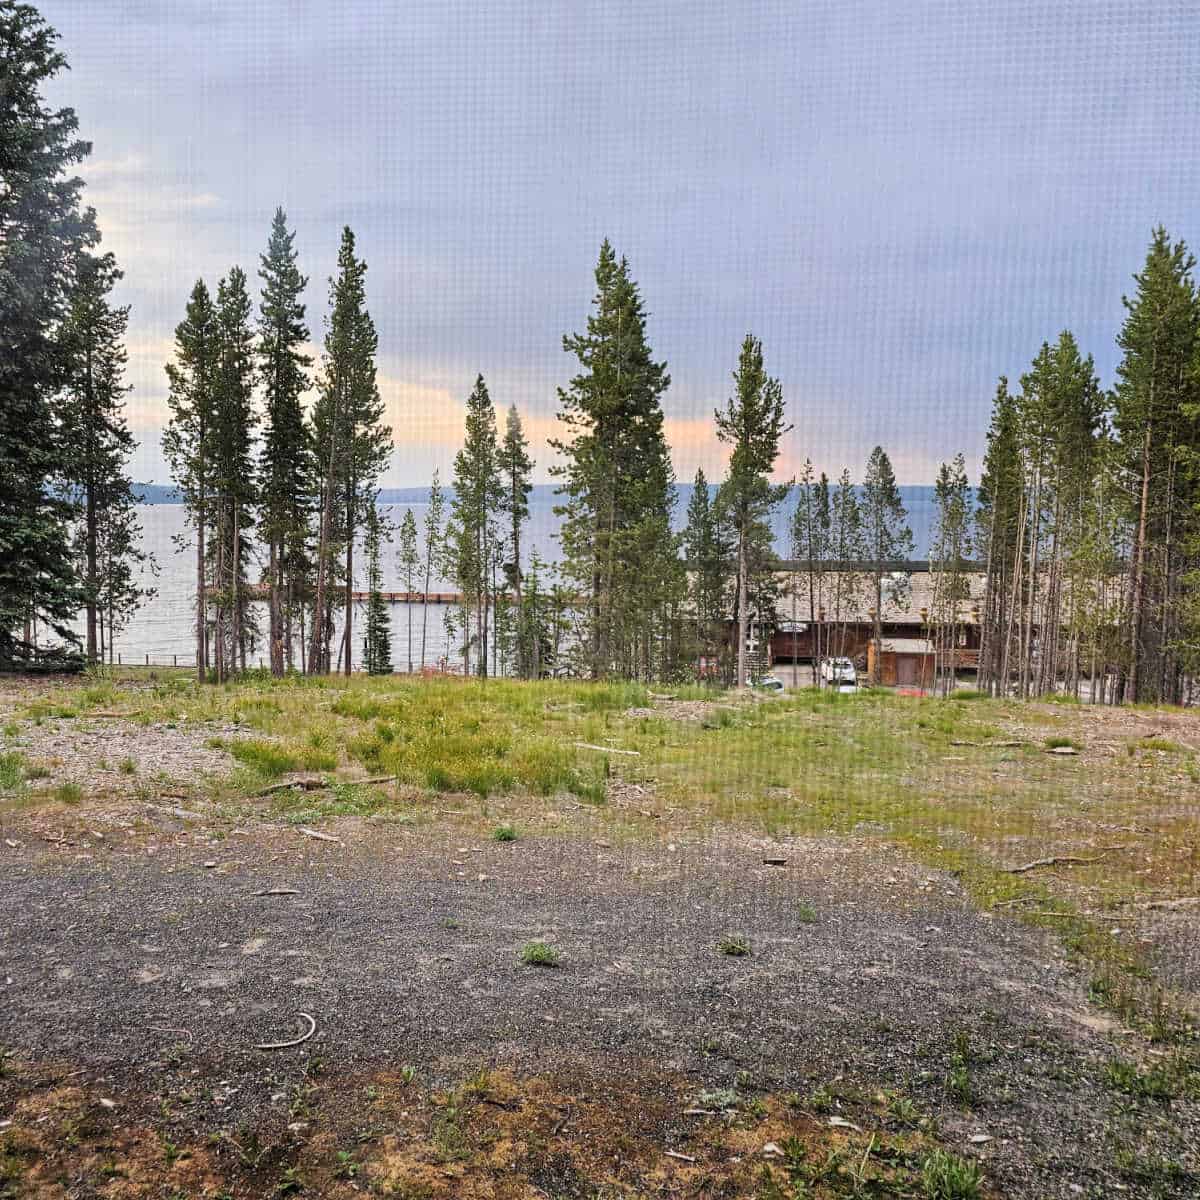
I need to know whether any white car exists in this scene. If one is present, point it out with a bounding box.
[751,674,785,692]
[819,656,857,686]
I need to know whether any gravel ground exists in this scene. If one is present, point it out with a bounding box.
[2,818,1196,1198]
[4,715,245,794]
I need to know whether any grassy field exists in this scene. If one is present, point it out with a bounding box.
[2,672,1198,1198]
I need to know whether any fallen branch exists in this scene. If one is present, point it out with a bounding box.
[254,887,299,896]
[574,742,640,756]
[255,778,327,797]
[88,710,141,719]
[1005,846,1127,874]
[950,739,1024,748]
[255,1011,316,1050]
[298,827,340,843]
[351,774,397,787]
[664,1150,696,1164]
[147,803,203,821]
[1138,896,1200,911]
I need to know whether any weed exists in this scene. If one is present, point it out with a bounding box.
[796,901,818,923]
[54,781,83,805]
[492,824,518,842]
[946,1031,974,1107]
[921,1148,982,1199]
[520,941,560,967]
[718,935,751,957]
[399,1065,417,1085]
[118,756,138,775]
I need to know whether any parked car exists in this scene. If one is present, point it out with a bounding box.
[818,656,857,686]
[751,674,785,692]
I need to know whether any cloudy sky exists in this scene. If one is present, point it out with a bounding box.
[42,0,1200,487]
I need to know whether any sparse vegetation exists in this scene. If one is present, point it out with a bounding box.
[718,935,751,957]
[921,1148,983,1199]
[519,941,560,967]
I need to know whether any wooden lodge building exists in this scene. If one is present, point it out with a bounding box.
[755,560,986,673]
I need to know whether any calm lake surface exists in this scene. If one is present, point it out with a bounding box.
[81,490,945,668]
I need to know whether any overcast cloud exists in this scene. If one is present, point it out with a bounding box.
[41,0,1200,485]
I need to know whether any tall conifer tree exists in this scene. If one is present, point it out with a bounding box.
[715,335,791,687]
[163,280,219,681]
[258,208,312,674]
[861,447,913,683]
[552,240,680,680]
[57,251,152,662]
[0,3,98,661]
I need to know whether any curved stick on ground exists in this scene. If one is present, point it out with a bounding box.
[255,1011,317,1050]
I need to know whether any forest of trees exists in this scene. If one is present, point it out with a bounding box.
[3,3,1199,702]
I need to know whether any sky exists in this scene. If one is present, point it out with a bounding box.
[40,0,1200,487]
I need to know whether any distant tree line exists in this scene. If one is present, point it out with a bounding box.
[3,3,1198,700]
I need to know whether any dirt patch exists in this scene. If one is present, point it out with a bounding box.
[2,823,1198,1197]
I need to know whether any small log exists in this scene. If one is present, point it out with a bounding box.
[298,827,340,843]
[255,777,327,797]
[1005,846,1127,874]
[574,742,640,756]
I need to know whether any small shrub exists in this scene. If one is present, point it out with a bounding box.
[520,941,560,967]
[118,756,137,775]
[492,824,518,842]
[921,1149,982,1199]
[718,935,751,957]
[796,901,818,924]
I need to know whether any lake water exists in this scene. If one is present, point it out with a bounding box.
[79,488,947,668]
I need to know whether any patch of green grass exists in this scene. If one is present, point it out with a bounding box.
[0,751,25,791]
[492,824,518,842]
[717,935,751,957]
[1103,1057,1179,1101]
[53,781,83,805]
[519,941,560,967]
[796,901,818,924]
[1136,736,1185,753]
[920,1148,982,1199]
[1043,735,1081,750]
[227,739,303,778]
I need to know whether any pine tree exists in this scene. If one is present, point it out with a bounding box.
[682,468,727,676]
[56,251,153,662]
[449,375,501,676]
[163,280,220,681]
[552,240,680,680]
[976,378,1022,695]
[420,470,445,669]
[0,3,98,661]
[861,447,913,683]
[397,508,419,673]
[790,460,831,674]
[715,335,791,687]
[258,208,313,675]
[1113,228,1199,704]
[210,266,257,679]
[309,227,390,674]
[498,405,534,674]
[362,504,392,675]
[930,453,972,695]
[829,469,865,659]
